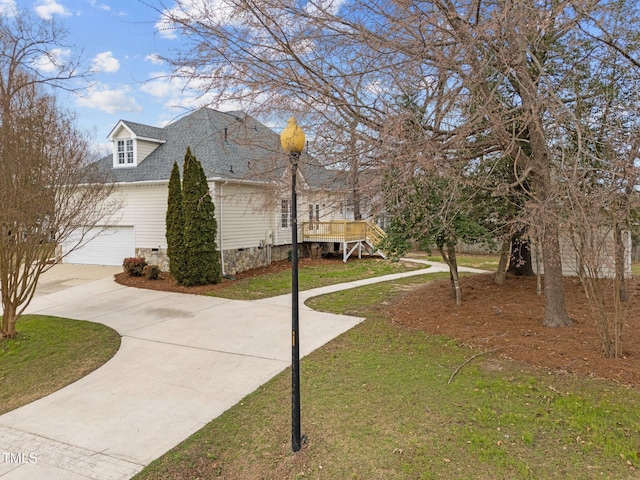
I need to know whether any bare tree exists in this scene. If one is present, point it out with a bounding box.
[0,12,117,338]
[559,47,640,357]
[153,0,640,329]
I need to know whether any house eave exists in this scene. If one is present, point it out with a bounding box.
[107,121,165,144]
[109,177,275,188]
[135,136,166,144]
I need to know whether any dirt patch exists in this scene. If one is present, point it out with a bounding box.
[388,273,640,388]
[115,261,640,388]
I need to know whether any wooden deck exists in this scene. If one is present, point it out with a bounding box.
[301,220,386,261]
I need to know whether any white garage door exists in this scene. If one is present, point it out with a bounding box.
[62,226,135,266]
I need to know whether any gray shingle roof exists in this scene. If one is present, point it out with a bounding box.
[120,121,165,141]
[95,108,345,190]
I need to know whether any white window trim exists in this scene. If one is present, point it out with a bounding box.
[308,203,320,230]
[113,138,137,168]
[281,198,291,229]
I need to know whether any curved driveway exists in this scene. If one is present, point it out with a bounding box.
[0,260,479,479]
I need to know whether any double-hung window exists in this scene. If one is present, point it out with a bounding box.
[281,199,291,229]
[308,204,320,230]
[117,139,134,165]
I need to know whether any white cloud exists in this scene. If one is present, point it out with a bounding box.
[91,52,120,73]
[145,53,164,65]
[34,0,71,20]
[155,0,236,39]
[155,12,178,39]
[88,0,110,11]
[305,0,346,16]
[140,75,174,98]
[0,0,16,16]
[76,84,142,114]
[140,68,258,117]
[138,71,212,114]
[141,68,212,103]
[32,48,71,73]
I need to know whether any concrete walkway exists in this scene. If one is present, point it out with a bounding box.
[0,260,483,479]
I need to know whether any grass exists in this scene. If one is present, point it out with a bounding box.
[0,315,120,414]
[406,252,501,271]
[209,257,422,300]
[135,273,640,480]
[633,262,640,277]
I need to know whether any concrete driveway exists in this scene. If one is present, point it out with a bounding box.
[0,261,475,479]
[0,268,386,479]
[34,264,123,296]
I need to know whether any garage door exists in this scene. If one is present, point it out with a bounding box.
[62,226,135,266]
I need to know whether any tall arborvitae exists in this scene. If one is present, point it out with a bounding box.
[182,147,221,286]
[166,161,187,282]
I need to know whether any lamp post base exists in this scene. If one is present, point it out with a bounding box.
[293,435,308,453]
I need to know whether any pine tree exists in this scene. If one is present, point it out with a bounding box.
[166,161,187,282]
[182,147,221,286]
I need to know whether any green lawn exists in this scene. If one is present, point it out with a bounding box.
[406,252,501,271]
[209,257,423,300]
[135,273,640,480]
[0,315,120,414]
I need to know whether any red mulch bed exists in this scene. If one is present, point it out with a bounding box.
[387,273,640,388]
[114,257,345,295]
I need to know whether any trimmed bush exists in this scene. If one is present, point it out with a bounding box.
[181,147,221,286]
[143,264,161,280]
[123,257,147,277]
[166,160,187,283]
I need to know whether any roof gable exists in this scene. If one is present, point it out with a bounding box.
[107,120,165,143]
[97,108,345,192]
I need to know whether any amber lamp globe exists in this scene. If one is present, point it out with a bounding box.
[280,117,305,154]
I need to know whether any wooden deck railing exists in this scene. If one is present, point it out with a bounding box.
[302,220,385,245]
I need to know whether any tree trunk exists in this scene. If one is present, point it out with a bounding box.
[510,55,571,327]
[614,222,628,302]
[535,241,543,296]
[495,236,511,285]
[348,122,362,221]
[541,221,572,327]
[439,243,462,306]
[1,301,18,339]
[507,233,535,276]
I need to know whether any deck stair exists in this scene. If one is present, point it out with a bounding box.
[302,220,387,262]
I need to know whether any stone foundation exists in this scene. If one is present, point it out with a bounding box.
[136,248,170,272]
[136,244,298,276]
[223,244,295,275]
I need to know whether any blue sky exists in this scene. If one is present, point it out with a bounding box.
[3,0,212,151]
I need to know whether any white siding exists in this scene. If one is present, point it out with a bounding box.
[107,181,348,253]
[113,181,273,252]
[113,183,169,249]
[218,183,275,249]
[113,127,130,140]
[532,229,632,278]
[136,139,160,164]
[274,189,347,247]
[299,190,346,222]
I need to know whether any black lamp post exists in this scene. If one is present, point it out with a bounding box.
[280,117,305,452]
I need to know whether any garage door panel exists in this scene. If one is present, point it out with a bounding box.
[62,227,135,266]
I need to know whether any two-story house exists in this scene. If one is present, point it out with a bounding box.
[61,108,357,274]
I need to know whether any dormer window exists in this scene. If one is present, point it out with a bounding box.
[109,120,165,169]
[118,139,134,165]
